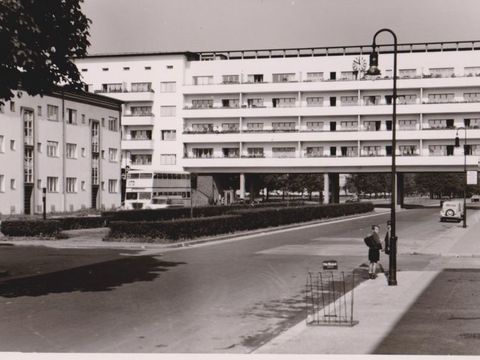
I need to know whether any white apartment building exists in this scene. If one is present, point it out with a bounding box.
[0,87,122,215]
[75,40,480,207]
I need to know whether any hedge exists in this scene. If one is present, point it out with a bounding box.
[106,202,374,242]
[230,202,374,231]
[1,220,61,237]
[102,201,305,223]
[106,215,243,241]
[53,216,106,230]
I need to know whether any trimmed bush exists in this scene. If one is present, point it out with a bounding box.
[55,216,106,230]
[230,202,374,231]
[106,215,243,241]
[102,201,305,223]
[106,202,373,242]
[1,220,61,237]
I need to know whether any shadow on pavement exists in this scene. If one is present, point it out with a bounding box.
[0,256,185,298]
[374,268,480,355]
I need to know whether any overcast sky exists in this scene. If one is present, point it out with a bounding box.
[82,0,480,54]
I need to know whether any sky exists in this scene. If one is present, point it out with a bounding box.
[82,0,480,55]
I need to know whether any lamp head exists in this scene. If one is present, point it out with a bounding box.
[455,136,460,147]
[366,49,381,76]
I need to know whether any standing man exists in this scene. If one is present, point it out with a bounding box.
[384,220,391,256]
[365,225,382,279]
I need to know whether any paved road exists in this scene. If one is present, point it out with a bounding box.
[0,208,454,353]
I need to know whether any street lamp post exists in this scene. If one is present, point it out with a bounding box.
[455,127,468,228]
[366,28,398,286]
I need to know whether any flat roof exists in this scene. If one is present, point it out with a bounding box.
[81,40,480,61]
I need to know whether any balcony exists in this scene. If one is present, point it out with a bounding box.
[122,114,155,126]
[95,89,155,102]
[121,139,154,150]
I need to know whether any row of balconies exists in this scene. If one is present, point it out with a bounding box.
[187,70,480,86]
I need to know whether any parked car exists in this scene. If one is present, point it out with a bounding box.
[471,195,480,203]
[440,200,464,222]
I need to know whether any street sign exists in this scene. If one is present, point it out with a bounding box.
[322,260,338,270]
[467,171,478,185]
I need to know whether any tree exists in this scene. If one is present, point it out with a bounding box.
[0,0,90,102]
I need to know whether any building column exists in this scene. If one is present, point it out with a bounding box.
[240,173,245,200]
[396,172,404,208]
[323,173,330,204]
[329,173,340,204]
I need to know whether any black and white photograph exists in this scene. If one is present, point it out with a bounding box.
[1,0,480,359]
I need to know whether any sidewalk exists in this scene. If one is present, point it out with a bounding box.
[255,209,480,354]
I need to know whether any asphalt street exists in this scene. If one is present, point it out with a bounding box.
[0,208,462,353]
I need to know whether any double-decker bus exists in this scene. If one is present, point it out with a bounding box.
[124,171,191,209]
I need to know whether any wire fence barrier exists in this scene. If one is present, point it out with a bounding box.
[305,271,358,326]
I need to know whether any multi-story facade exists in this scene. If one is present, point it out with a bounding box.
[76,40,480,207]
[0,87,122,215]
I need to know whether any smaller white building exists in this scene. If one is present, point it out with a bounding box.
[0,87,123,216]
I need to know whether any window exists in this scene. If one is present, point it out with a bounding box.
[427,93,455,103]
[193,76,213,85]
[272,73,296,83]
[47,177,58,192]
[399,69,417,78]
[340,146,358,157]
[428,119,448,129]
[306,72,323,82]
[166,65,173,69]
[47,141,59,157]
[10,102,15,112]
[101,150,105,159]
[129,129,152,140]
[246,98,264,107]
[37,142,42,153]
[429,67,454,78]
[465,66,480,76]
[130,154,152,165]
[0,135,4,152]
[272,122,296,131]
[399,120,417,130]
[222,75,239,84]
[10,178,16,190]
[0,175,4,192]
[464,93,480,102]
[161,130,176,140]
[340,96,358,105]
[272,98,296,108]
[109,148,118,162]
[465,118,480,129]
[37,106,42,116]
[247,147,264,158]
[131,82,152,92]
[37,179,42,189]
[101,118,105,127]
[222,148,239,158]
[66,143,77,159]
[221,123,239,132]
[108,117,118,131]
[429,145,446,156]
[399,145,418,156]
[246,122,263,131]
[10,139,15,151]
[306,97,324,107]
[130,106,152,116]
[123,67,130,71]
[160,106,176,116]
[272,147,296,158]
[340,121,358,130]
[47,105,58,121]
[24,148,33,183]
[363,96,381,105]
[221,99,239,108]
[108,179,118,193]
[160,154,176,164]
[191,99,213,109]
[160,82,176,92]
[66,177,77,193]
[340,71,356,80]
[101,181,105,191]
[102,83,123,93]
[102,68,109,71]
[305,147,323,157]
[81,147,86,157]
[81,181,86,191]
[306,121,323,130]
[192,148,213,158]
[81,114,86,124]
[397,94,417,104]
[66,108,77,124]
[145,66,151,70]
[247,74,264,83]
[362,146,381,156]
